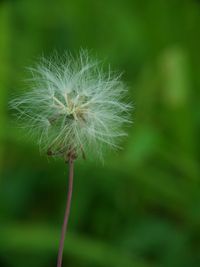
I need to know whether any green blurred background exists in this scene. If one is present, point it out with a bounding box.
[1,0,200,266]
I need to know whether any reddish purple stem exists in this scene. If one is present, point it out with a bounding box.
[57,155,74,267]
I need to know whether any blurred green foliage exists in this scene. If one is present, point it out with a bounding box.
[1,0,200,266]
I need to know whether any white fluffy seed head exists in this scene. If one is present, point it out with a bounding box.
[10,50,132,160]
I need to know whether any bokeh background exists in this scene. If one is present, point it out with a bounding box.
[1,0,200,266]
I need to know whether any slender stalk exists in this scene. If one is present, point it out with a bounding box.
[57,154,74,267]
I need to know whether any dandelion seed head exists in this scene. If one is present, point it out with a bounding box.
[10,50,132,160]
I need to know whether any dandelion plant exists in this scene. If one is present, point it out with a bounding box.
[10,50,131,267]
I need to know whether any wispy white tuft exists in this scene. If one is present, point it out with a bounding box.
[10,50,132,160]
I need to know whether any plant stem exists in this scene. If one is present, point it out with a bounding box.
[57,154,74,267]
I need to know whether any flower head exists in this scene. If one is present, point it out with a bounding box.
[10,51,131,160]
